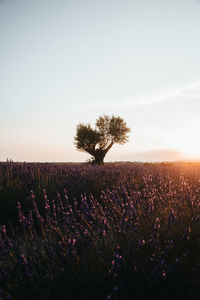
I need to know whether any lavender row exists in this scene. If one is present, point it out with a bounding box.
[0,162,200,299]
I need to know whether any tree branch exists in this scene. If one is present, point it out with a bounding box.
[104,141,114,154]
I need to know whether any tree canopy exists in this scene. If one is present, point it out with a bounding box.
[74,115,131,165]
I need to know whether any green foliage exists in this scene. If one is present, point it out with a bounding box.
[74,115,131,164]
[74,124,101,155]
[96,115,130,145]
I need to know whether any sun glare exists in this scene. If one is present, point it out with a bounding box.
[169,127,200,160]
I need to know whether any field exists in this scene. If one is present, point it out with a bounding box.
[1,161,200,299]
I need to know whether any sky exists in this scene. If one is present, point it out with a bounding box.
[1,0,200,162]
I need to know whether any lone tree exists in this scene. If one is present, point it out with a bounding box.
[74,115,131,165]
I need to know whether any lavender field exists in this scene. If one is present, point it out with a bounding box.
[1,161,200,299]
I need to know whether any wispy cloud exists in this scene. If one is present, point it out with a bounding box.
[77,81,200,118]
[177,82,200,98]
[83,81,200,110]
[115,81,200,107]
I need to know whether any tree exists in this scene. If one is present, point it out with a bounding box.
[74,115,131,165]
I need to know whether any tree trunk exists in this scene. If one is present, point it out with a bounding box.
[93,150,106,165]
[92,142,114,165]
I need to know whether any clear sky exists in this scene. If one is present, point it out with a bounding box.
[1,0,200,162]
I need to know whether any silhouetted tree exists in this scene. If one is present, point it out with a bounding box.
[74,115,131,165]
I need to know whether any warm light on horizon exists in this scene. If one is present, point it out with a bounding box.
[1,0,200,163]
[168,126,200,160]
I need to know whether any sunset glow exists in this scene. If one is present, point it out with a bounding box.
[168,126,200,160]
[0,0,200,162]
[2,2,200,299]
